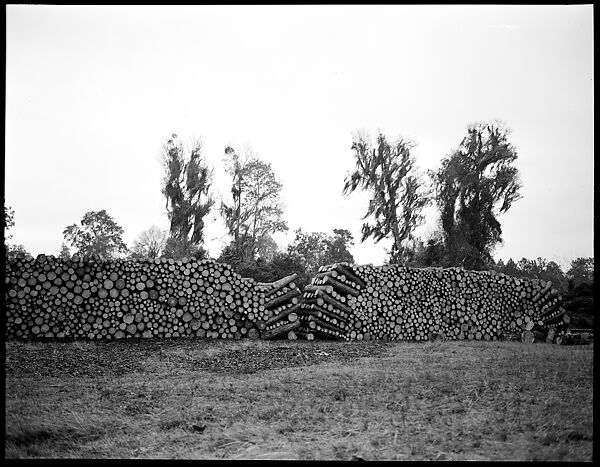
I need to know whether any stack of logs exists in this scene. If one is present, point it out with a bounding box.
[5,253,574,344]
[296,263,569,343]
[4,254,277,340]
[296,263,366,340]
[256,274,303,340]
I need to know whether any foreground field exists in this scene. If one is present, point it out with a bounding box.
[5,338,594,460]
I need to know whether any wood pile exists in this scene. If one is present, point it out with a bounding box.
[296,263,566,342]
[256,274,302,340]
[554,328,593,346]
[555,333,593,345]
[5,253,570,344]
[5,253,277,340]
[297,263,365,340]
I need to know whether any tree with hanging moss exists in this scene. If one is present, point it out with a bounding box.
[161,134,214,254]
[343,131,429,264]
[432,122,522,270]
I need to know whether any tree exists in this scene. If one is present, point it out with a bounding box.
[229,251,310,289]
[515,257,567,293]
[255,234,279,262]
[4,205,15,242]
[286,228,356,274]
[220,147,250,263]
[407,232,445,267]
[4,205,32,260]
[343,131,429,264]
[220,146,287,264]
[63,210,128,260]
[59,243,71,260]
[432,122,522,270]
[162,237,209,261]
[500,258,521,277]
[6,244,32,260]
[564,257,594,323]
[566,257,594,289]
[4,205,15,256]
[130,226,168,259]
[542,261,568,293]
[516,257,546,278]
[161,134,214,251]
[322,228,355,265]
[287,229,330,274]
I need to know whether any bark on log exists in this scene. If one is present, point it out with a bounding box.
[262,320,301,340]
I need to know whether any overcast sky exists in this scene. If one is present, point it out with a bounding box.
[5,5,594,270]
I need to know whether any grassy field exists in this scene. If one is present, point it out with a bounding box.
[4,338,594,460]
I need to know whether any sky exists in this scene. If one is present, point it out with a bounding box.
[5,5,594,270]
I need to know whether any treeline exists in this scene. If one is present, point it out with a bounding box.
[3,123,593,325]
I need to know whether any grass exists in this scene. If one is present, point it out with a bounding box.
[4,338,594,460]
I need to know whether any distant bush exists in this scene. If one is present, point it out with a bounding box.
[218,252,312,289]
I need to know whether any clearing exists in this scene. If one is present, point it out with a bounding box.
[4,338,594,460]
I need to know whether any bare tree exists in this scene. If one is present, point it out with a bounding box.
[130,226,169,259]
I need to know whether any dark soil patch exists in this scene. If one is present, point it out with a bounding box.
[5,339,395,378]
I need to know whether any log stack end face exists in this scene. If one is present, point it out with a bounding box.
[5,256,566,343]
[5,256,272,341]
[297,263,566,343]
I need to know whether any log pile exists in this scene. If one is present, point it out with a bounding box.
[554,333,592,345]
[554,329,593,346]
[5,253,569,344]
[256,274,303,340]
[297,263,365,340]
[297,263,566,342]
[5,254,276,340]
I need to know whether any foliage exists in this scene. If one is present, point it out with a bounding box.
[63,210,128,260]
[255,234,279,262]
[220,146,288,263]
[516,257,568,292]
[286,229,330,274]
[4,205,15,241]
[217,232,279,266]
[405,232,445,268]
[221,227,355,285]
[431,122,522,270]
[6,244,32,261]
[492,256,567,292]
[566,257,594,289]
[343,132,429,264]
[498,258,521,277]
[218,226,353,285]
[4,204,19,258]
[287,228,355,274]
[130,226,169,259]
[219,147,251,263]
[229,251,311,289]
[161,237,208,261]
[161,134,214,249]
[58,243,71,260]
[323,229,355,265]
[564,257,594,320]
